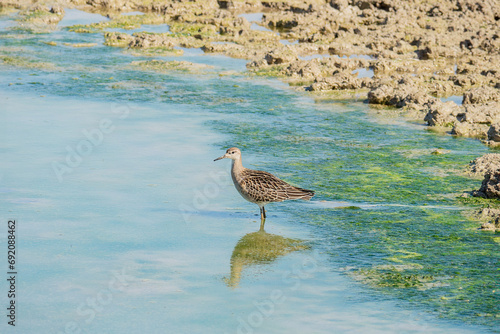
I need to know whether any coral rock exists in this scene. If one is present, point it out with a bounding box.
[473,169,500,198]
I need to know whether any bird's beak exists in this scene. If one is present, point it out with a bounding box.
[214,154,227,161]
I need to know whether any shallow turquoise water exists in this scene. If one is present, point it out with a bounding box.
[58,9,109,27]
[1,10,498,333]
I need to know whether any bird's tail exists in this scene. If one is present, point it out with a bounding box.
[289,187,315,200]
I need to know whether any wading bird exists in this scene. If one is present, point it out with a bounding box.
[214,147,314,228]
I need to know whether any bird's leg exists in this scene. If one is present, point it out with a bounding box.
[259,206,266,220]
[259,206,266,231]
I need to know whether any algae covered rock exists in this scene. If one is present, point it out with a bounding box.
[104,32,134,47]
[480,217,500,231]
[16,4,65,31]
[130,59,214,73]
[129,33,176,49]
[473,207,500,231]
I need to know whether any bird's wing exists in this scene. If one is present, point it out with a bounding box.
[240,169,314,203]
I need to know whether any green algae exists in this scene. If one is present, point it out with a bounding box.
[126,47,184,57]
[103,32,133,47]
[168,21,218,38]
[312,205,499,325]
[210,94,497,327]
[459,196,500,207]
[249,64,286,77]
[353,267,435,288]
[19,9,55,22]
[103,30,201,54]
[0,6,16,16]
[62,42,97,48]
[12,8,64,32]
[0,54,56,70]
[130,59,214,73]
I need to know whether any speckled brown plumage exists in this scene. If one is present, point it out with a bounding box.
[234,169,314,204]
[214,147,315,226]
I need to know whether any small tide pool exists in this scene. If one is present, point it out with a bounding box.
[58,8,109,27]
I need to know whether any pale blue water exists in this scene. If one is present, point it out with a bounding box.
[298,54,330,60]
[237,13,274,33]
[298,54,375,63]
[58,9,109,27]
[121,11,145,16]
[440,95,463,105]
[0,10,497,334]
[105,24,171,34]
[347,54,374,60]
[238,13,264,22]
[250,22,275,33]
[279,39,298,45]
[352,67,375,78]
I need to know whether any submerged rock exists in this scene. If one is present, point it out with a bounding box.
[480,218,500,232]
[130,60,214,73]
[104,32,134,47]
[16,4,65,31]
[475,207,500,232]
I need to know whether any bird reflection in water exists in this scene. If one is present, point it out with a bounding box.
[224,226,310,288]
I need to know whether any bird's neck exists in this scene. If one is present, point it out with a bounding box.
[231,157,244,174]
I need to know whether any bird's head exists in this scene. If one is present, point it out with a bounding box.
[214,147,241,161]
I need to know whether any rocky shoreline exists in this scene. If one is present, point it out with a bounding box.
[465,153,500,231]
[1,0,500,229]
